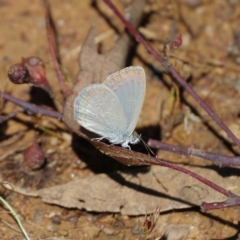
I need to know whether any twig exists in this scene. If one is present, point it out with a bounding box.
[103,0,240,149]
[201,194,240,211]
[0,196,30,240]
[144,157,231,198]
[1,220,23,234]
[42,0,69,98]
[148,139,240,167]
[0,131,24,147]
[1,91,63,119]
[143,156,236,211]
[0,110,22,123]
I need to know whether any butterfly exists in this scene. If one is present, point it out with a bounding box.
[74,66,146,149]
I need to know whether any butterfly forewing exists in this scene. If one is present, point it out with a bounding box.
[104,66,146,135]
[74,84,128,139]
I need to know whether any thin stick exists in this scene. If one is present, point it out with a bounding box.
[42,0,69,98]
[1,92,63,119]
[148,139,240,167]
[0,110,22,123]
[201,194,240,211]
[0,196,30,240]
[103,0,240,149]
[145,157,231,197]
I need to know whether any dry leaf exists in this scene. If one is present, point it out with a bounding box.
[11,165,238,215]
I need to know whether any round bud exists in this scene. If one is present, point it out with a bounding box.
[8,64,30,84]
[24,144,45,170]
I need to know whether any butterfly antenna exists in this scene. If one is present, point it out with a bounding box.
[140,137,157,158]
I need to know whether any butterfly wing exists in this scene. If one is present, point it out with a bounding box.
[103,66,146,135]
[74,84,128,141]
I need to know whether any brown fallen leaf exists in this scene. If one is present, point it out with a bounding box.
[63,0,150,166]
[10,165,237,216]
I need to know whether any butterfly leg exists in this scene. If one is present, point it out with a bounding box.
[91,137,105,142]
[121,141,131,150]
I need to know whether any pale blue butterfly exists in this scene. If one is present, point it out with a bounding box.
[74,66,146,149]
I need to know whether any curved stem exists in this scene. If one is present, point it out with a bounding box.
[0,196,30,240]
[103,0,240,149]
[201,194,240,211]
[145,157,231,197]
[42,0,69,98]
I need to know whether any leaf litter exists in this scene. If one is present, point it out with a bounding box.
[0,0,240,239]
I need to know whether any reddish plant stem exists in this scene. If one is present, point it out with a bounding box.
[103,0,240,149]
[201,194,240,211]
[70,126,231,198]
[148,139,240,167]
[42,0,69,98]
[1,92,62,119]
[154,154,237,210]
[144,156,231,197]
[167,65,240,147]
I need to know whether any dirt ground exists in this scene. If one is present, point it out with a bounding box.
[1,0,240,239]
